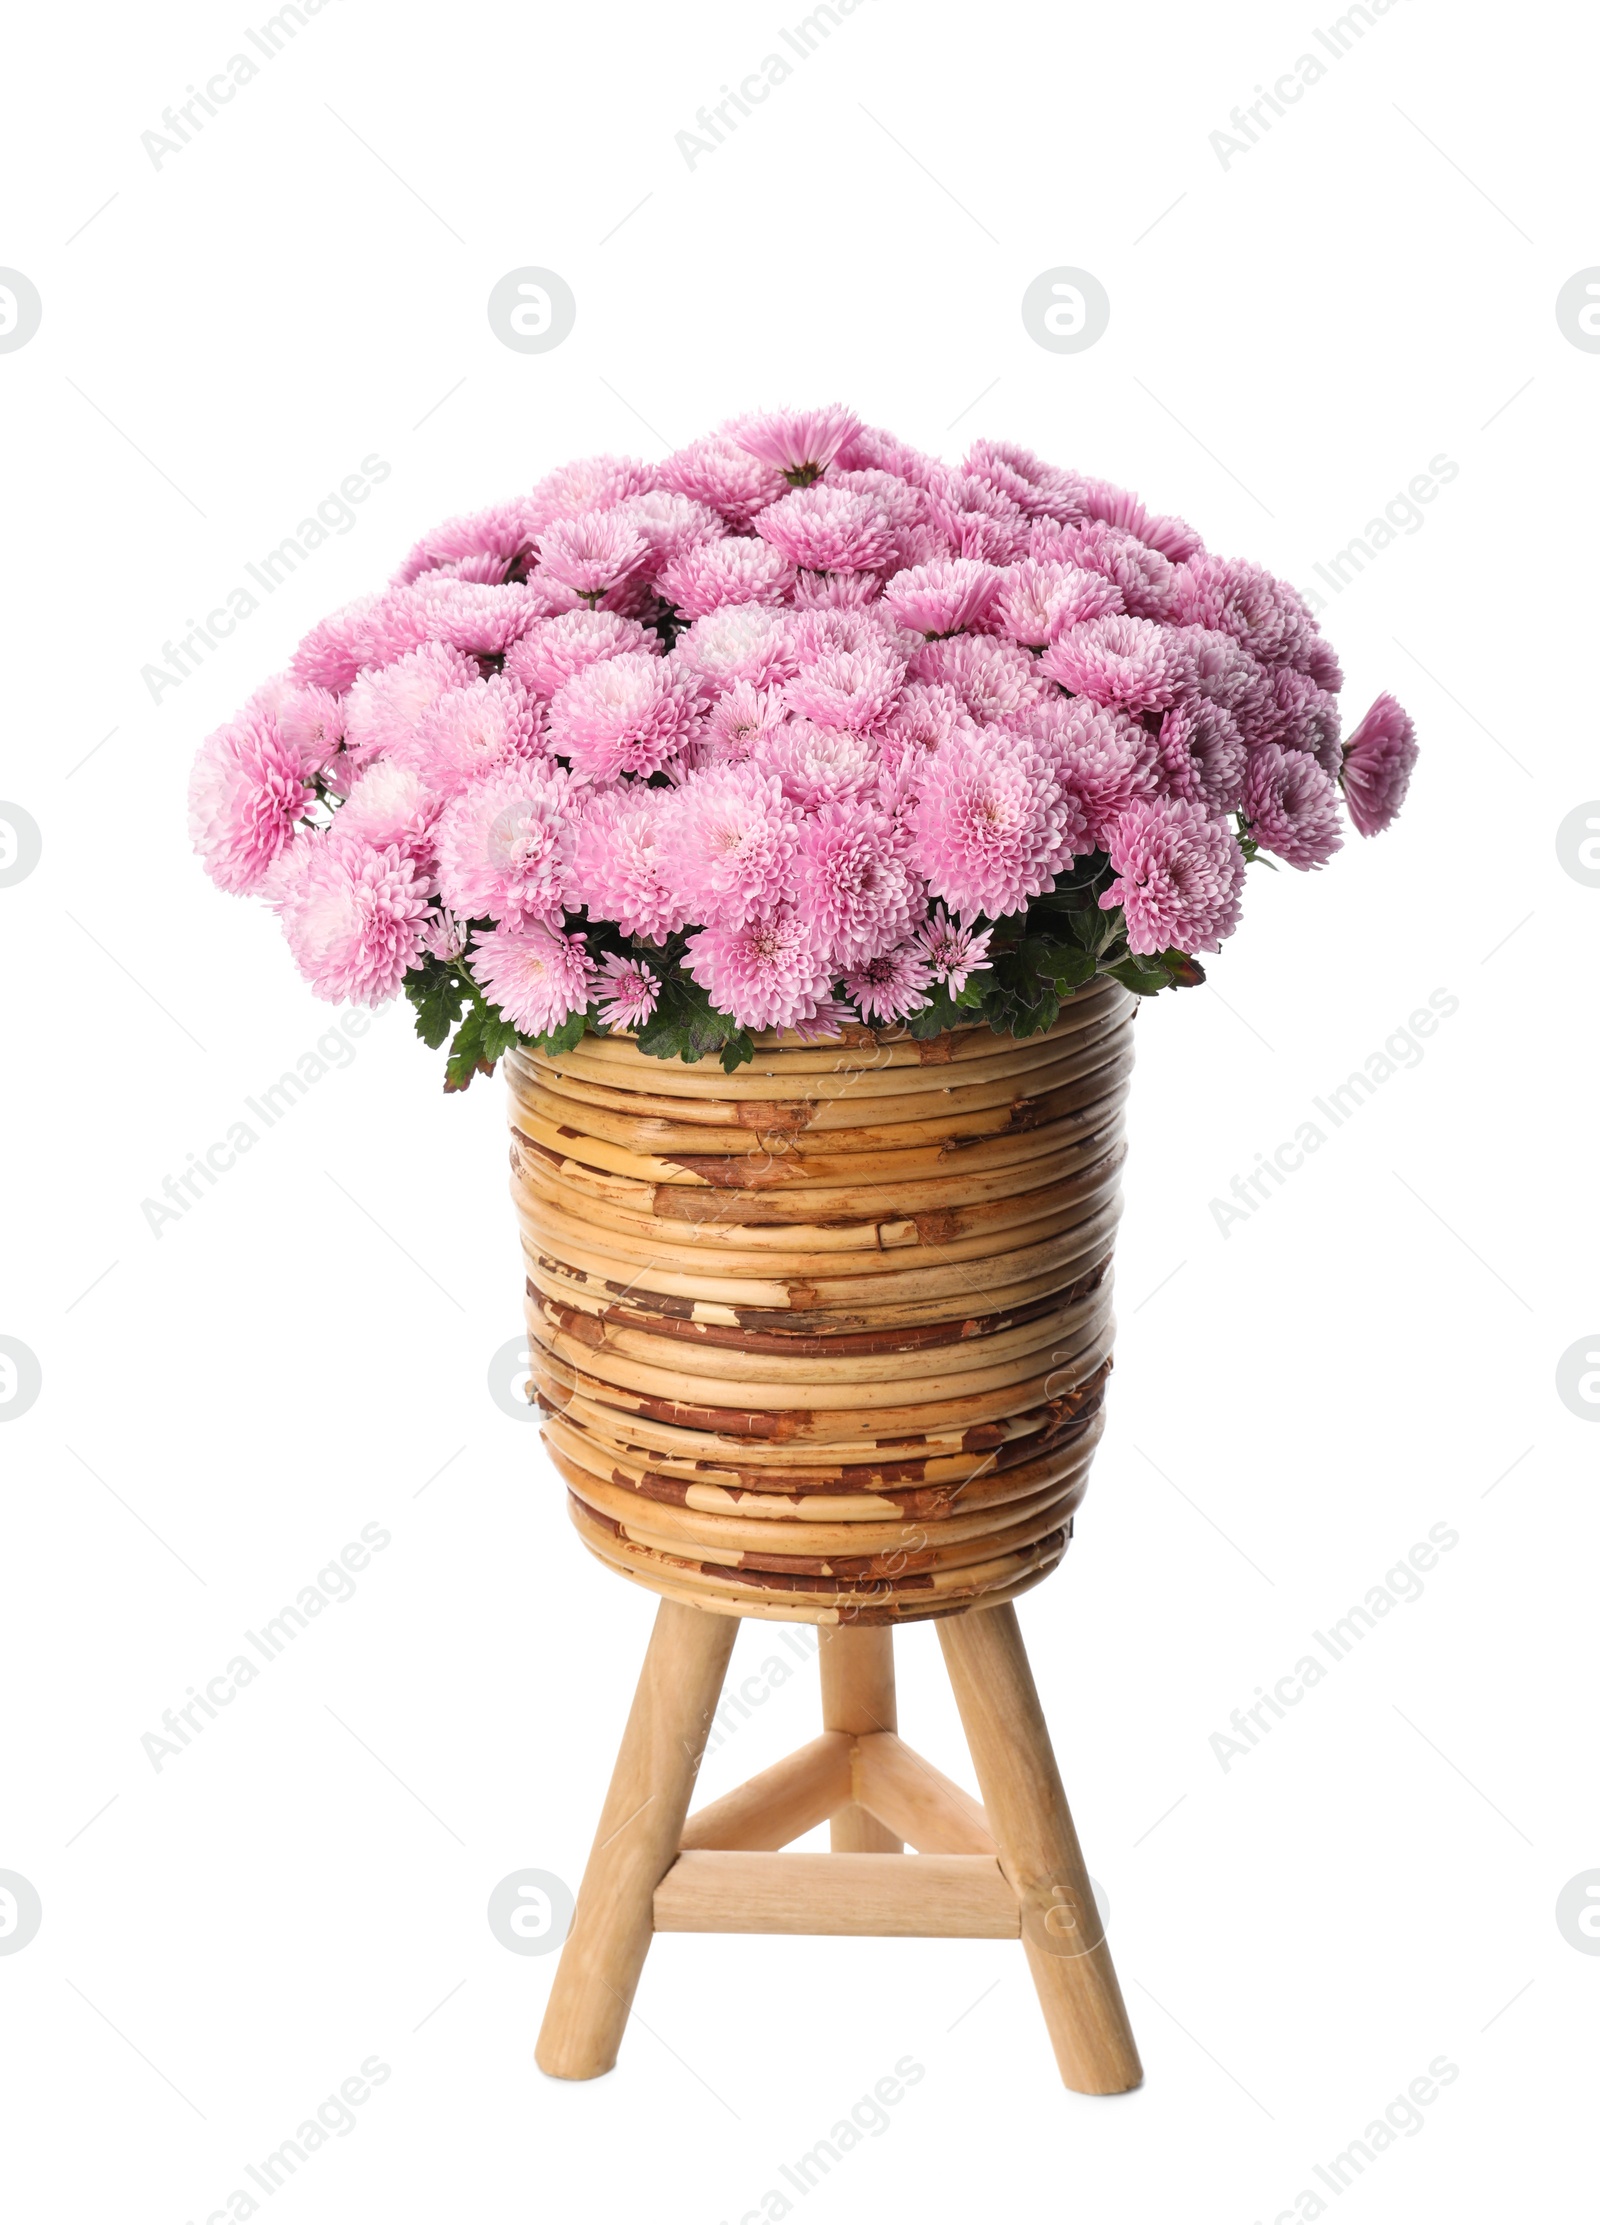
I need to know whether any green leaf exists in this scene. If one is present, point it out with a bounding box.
[1158,950,1207,989]
[719,1031,756,1073]
[529,1009,590,1058]
[404,959,470,1051]
[634,972,746,1065]
[1104,956,1170,999]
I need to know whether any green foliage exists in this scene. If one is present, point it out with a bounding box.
[634,968,753,1067]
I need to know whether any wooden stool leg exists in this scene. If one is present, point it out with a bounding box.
[536,1600,738,2080]
[818,1625,902,1853]
[938,1604,1142,2095]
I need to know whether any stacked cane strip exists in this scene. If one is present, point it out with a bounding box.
[507,975,1137,1624]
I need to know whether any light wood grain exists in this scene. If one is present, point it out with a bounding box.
[853,1732,997,1855]
[819,1626,901,1852]
[653,1851,1019,1937]
[679,1733,853,1851]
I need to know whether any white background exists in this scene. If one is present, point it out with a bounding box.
[2,1,1595,2219]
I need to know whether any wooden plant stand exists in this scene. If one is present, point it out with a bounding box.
[535,1610,1142,2096]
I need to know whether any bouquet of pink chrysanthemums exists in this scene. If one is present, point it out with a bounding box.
[190,406,1417,1086]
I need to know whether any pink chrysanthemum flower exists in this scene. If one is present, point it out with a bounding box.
[394,499,537,586]
[883,558,1003,638]
[1101,799,1246,955]
[788,568,885,611]
[1028,697,1158,850]
[915,906,993,996]
[752,719,880,812]
[276,836,432,1003]
[911,634,1050,726]
[657,763,801,927]
[790,996,856,1043]
[991,560,1124,648]
[343,641,479,768]
[843,941,933,1022]
[288,595,386,692]
[659,437,790,527]
[911,724,1077,921]
[835,422,942,488]
[420,906,469,963]
[683,909,835,1033]
[404,577,542,655]
[1339,694,1418,837]
[961,439,1088,523]
[795,802,919,967]
[615,490,722,567]
[260,683,345,774]
[537,509,648,602]
[503,609,658,702]
[1073,477,1203,563]
[677,603,798,690]
[189,714,318,895]
[594,953,661,1033]
[1033,520,1180,622]
[1241,744,1344,869]
[525,455,657,537]
[754,484,898,574]
[729,405,863,484]
[1176,555,1314,670]
[336,759,441,869]
[406,675,545,798]
[782,642,906,733]
[1155,699,1247,815]
[562,786,688,941]
[1175,625,1270,728]
[657,535,794,616]
[701,681,789,762]
[1254,666,1343,776]
[435,760,573,928]
[472,921,597,1036]
[1040,614,1193,714]
[547,653,703,783]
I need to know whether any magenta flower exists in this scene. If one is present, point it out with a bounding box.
[730,405,862,483]
[991,560,1124,649]
[435,760,573,928]
[783,641,906,733]
[1040,614,1193,714]
[1176,555,1316,670]
[658,762,801,927]
[683,909,835,1032]
[594,954,661,1033]
[1340,694,1418,837]
[911,724,1077,921]
[276,836,432,1003]
[472,921,597,1035]
[1155,699,1247,815]
[504,609,659,702]
[547,653,702,782]
[1101,800,1246,955]
[189,714,317,895]
[407,674,545,799]
[562,786,688,942]
[658,536,794,617]
[843,941,933,1022]
[344,641,478,768]
[883,558,1003,638]
[914,906,993,996]
[1241,744,1344,869]
[795,801,918,966]
[755,484,898,574]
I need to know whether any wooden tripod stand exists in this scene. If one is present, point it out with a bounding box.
[535,1602,1142,2094]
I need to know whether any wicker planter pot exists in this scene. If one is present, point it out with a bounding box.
[507,974,1136,1626]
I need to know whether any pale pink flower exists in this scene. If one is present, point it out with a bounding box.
[289,595,384,691]
[915,906,993,995]
[394,499,537,585]
[782,641,906,733]
[842,942,933,1022]
[991,560,1123,648]
[657,535,794,616]
[504,609,659,701]
[795,802,919,966]
[789,567,884,610]
[754,484,897,573]
[1073,477,1203,562]
[337,759,441,869]
[615,490,722,567]
[1176,626,1270,727]
[472,921,597,1035]
[525,455,657,537]
[1256,666,1343,776]
[344,641,478,768]
[835,422,942,488]
[1040,614,1193,713]
[1340,694,1417,837]
[787,607,893,664]
[883,558,1003,638]
[267,684,345,773]
[701,682,789,762]
[1028,698,1158,850]
[659,437,789,527]
[683,909,835,1032]
[752,719,880,812]
[1155,699,1247,814]
[276,836,432,1003]
[911,634,1050,725]
[790,996,856,1043]
[406,675,545,798]
[435,760,573,928]
[1038,520,1180,621]
[658,763,801,927]
[677,603,797,690]
[537,509,648,601]
[926,473,1031,564]
[421,907,469,962]
[1241,744,1344,869]
[595,953,661,1032]
[962,439,1088,523]
[1101,799,1246,955]
[729,405,862,483]
[911,724,1077,921]
[547,653,703,782]
[1176,555,1311,669]
[562,786,688,941]
[404,577,542,655]
[189,714,316,894]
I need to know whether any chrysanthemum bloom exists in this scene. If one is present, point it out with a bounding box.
[546,652,703,782]
[1072,478,1203,563]
[790,996,856,1043]
[754,484,898,573]
[911,634,1051,726]
[536,510,648,604]
[1176,555,1317,671]
[276,836,432,1002]
[262,683,345,773]
[659,436,789,528]
[407,674,546,798]
[731,405,862,485]
[657,763,801,927]
[343,641,479,767]
[783,642,906,733]
[614,490,722,567]
[403,577,543,656]
[504,609,659,702]
[843,940,933,1022]
[1155,699,1247,815]
[420,906,469,963]
[883,558,1003,638]
[288,594,385,692]
[524,454,658,537]
[915,905,993,995]
[394,498,537,585]
[1100,799,1246,954]
[962,438,1088,523]
[678,603,798,690]
[189,714,317,894]
[1241,744,1344,869]
[1175,625,1270,729]
[435,760,573,928]
[1253,666,1343,777]
[594,953,661,1032]
[1339,693,1418,837]
[753,719,880,812]
[1040,614,1193,714]
[795,801,918,966]
[1028,697,1158,850]
[683,909,836,1032]
[911,723,1078,920]
[1032,520,1180,622]
[561,786,688,941]
[926,473,1032,565]
[337,759,441,869]
[657,536,794,617]
[990,560,1124,649]
[701,681,789,761]
[881,680,968,761]
[836,422,942,489]
[471,920,597,1035]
